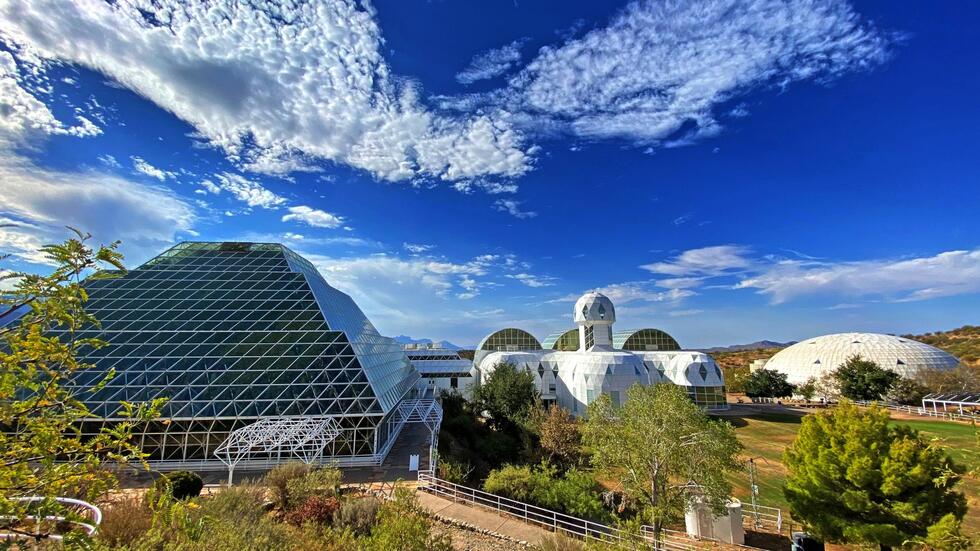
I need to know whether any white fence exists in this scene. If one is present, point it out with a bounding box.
[740,502,782,533]
[0,497,102,542]
[417,470,769,550]
[853,401,980,423]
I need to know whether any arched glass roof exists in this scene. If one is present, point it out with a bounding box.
[541,329,579,351]
[476,328,542,352]
[613,328,681,351]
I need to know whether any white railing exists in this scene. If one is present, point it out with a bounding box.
[852,401,980,423]
[417,470,758,550]
[0,497,102,542]
[740,502,782,533]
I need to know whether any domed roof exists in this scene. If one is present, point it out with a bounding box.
[574,291,616,324]
[764,332,959,384]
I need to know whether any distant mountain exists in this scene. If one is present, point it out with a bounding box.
[700,340,795,353]
[391,335,463,350]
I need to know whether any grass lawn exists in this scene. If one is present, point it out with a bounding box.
[725,408,980,535]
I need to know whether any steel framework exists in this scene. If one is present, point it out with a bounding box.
[215,416,342,483]
[392,398,443,469]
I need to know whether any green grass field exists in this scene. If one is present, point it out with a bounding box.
[725,409,980,535]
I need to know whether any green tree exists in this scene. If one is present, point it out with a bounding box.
[537,404,582,470]
[583,384,743,537]
[797,377,818,401]
[0,231,164,540]
[783,402,966,550]
[833,355,899,401]
[472,362,537,430]
[885,377,929,406]
[743,369,795,398]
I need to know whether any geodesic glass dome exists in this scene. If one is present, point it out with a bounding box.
[763,332,960,385]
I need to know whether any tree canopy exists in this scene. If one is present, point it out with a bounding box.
[536,404,582,470]
[0,231,163,540]
[583,384,743,536]
[833,355,899,401]
[743,369,795,398]
[783,401,967,549]
[471,362,537,430]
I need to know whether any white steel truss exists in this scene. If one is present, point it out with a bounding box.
[215,416,341,483]
[392,398,442,469]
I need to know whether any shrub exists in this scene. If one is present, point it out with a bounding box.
[537,533,586,551]
[436,457,473,484]
[285,467,342,509]
[154,470,204,500]
[96,494,154,548]
[284,495,341,526]
[264,461,312,510]
[199,483,268,524]
[333,496,381,536]
[543,469,608,521]
[362,487,452,551]
[483,464,549,502]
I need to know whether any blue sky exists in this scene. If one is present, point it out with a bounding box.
[0,0,978,348]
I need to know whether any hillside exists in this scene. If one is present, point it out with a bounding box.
[902,325,980,366]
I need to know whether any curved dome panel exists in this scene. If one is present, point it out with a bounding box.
[542,329,579,351]
[476,328,542,352]
[764,332,959,385]
[614,328,681,351]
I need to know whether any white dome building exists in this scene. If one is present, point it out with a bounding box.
[471,292,729,413]
[763,332,960,385]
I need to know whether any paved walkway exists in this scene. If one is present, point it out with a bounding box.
[416,490,552,545]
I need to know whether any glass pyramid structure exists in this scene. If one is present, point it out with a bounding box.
[63,242,420,468]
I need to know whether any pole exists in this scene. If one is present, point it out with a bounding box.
[748,458,761,528]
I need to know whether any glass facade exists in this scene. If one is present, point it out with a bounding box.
[541,329,579,351]
[477,328,542,352]
[685,386,728,410]
[614,328,682,351]
[55,242,418,467]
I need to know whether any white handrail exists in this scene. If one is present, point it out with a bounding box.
[417,470,762,550]
[0,496,103,542]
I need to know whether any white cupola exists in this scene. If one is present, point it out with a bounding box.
[573,291,616,351]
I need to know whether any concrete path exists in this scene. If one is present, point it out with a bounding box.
[416,490,552,546]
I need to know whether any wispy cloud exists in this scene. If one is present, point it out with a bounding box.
[213,173,286,209]
[281,205,344,229]
[508,273,557,288]
[131,156,176,181]
[736,249,980,303]
[456,39,525,84]
[403,243,435,254]
[641,245,754,277]
[494,199,537,219]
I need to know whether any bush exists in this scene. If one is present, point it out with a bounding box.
[97,494,154,548]
[437,457,473,484]
[285,467,342,510]
[362,487,452,551]
[537,533,586,551]
[154,470,204,500]
[264,461,312,510]
[284,495,341,526]
[333,496,381,536]
[200,483,269,524]
[483,464,610,521]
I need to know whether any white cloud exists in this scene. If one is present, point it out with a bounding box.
[403,243,435,254]
[641,245,753,277]
[213,173,286,209]
[456,40,524,85]
[0,51,101,139]
[494,199,536,219]
[554,282,696,305]
[0,150,196,266]
[131,156,176,181]
[507,0,890,145]
[97,154,120,168]
[452,179,519,195]
[735,249,980,304]
[0,0,531,182]
[508,273,557,288]
[281,205,344,229]
[198,179,221,194]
